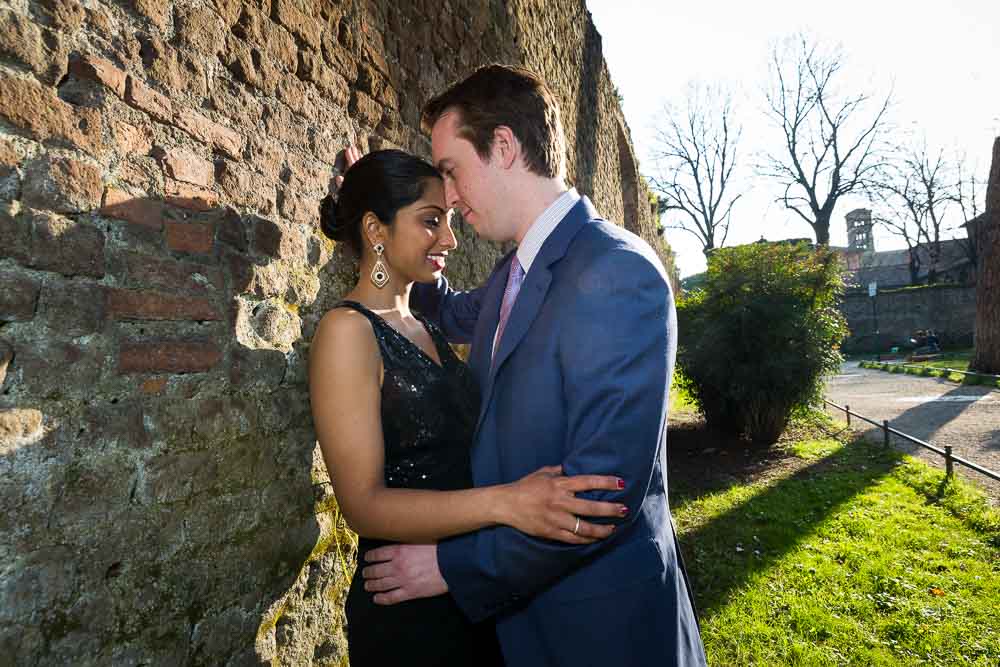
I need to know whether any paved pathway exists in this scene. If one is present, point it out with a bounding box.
[825,361,1000,504]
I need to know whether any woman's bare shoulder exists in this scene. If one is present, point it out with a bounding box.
[311,307,379,370]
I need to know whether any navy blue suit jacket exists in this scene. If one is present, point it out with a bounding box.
[413,198,706,666]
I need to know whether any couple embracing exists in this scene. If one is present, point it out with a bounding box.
[308,64,706,666]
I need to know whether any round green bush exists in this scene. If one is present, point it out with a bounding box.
[676,241,847,444]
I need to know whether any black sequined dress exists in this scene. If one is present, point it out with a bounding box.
[335,301,504,667]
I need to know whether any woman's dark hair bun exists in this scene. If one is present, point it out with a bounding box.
[319,193,343,242]
[319,149,441,256]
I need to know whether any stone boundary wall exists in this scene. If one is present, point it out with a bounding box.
[841,285,977,352]
[0,1,670,664]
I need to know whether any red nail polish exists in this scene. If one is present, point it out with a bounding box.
[620,506,629,516]
[617,478,625,489]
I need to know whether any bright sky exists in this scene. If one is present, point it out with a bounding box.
[586,0,1000,277]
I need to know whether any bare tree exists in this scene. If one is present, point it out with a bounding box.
[873,140,956,284]
[874,140,983,285]
[760,34,892,245]
[649,83,742,256]
[953,154,984,269]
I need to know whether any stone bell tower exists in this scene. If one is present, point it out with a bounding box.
[846,208,875,252]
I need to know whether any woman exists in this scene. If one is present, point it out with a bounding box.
[308,149,625,666]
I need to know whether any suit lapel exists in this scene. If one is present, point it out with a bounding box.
[470,249,515,386]
[473,197,596,435]
[488,267,550,381]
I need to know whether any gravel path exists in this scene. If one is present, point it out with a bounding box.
[824,361,1000,504]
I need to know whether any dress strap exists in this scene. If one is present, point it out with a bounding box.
[334,300,384,327]
[332,300,394,360]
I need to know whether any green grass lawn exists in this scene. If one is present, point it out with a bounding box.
[858,355,1000,388]
[671,418,1000,666]
[907,349,974,372]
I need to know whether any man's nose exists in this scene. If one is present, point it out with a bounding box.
[444,179,459,208]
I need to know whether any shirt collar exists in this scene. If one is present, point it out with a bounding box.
[516,188,580,273]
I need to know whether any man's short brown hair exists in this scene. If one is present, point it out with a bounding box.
[422,64,566,180]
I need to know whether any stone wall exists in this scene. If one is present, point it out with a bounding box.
[0,1,669,664]
[840,285,977,353]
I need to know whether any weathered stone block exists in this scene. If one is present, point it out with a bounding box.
[209,78,265,128]
[22,156,104,214]
[321,32,358,82]
[124,75,173,124]
[239,297,302,351]
[145,452,219,503]
[282,153,332,194]
[278,189,318,227]
[38,0,86,32]
[349,90,382,128]
[164,179,219,211]
[215,161,277,214]
[1,547,78,627]
[111,120,153,155]
[69,54,127,98]
[228,345,287,390]
[272,0,321,50]
[118,339,223,373]
[0,71,102,154]
[130,0,170,31]
[82,402,150,450]
[139,376,167,395]
[232,6,298,72]
[262,103,311,151]
[37,279,105,335]
[172,109,244,159]
[253,217,307,261]
[357,62,397,109]
[376,107,405,144]
[297,50,349,107]
[107,288,219,321]
[0,339,12,387]
[210,0,242,25]
[16,337,104,397]
[101,189,165,230]
[0,408,43,446]
[0,138,21,175]
[173,3,227,56]
[0,9,68,85]
[155,148,214,187]
[164,220,215,254]
[0,271,40,322]
[136,32,208,99]
[29,212,106,277]
[123,252,223,293]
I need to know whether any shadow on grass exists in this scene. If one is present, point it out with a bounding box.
[669,430,902,619]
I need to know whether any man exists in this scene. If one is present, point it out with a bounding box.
[362,64,706,666]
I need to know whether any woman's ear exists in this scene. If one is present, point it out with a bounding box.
[362,212,384,248]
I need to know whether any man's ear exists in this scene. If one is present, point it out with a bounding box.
[492,125,520,170]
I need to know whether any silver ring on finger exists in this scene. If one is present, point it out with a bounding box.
[572,516,581,535]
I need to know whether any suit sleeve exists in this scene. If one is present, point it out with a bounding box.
[438,247,676,621]
[410,276,484,344]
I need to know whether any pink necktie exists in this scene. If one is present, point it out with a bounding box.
[492,256,525,366]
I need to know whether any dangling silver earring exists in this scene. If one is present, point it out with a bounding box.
[371,242,389,288]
